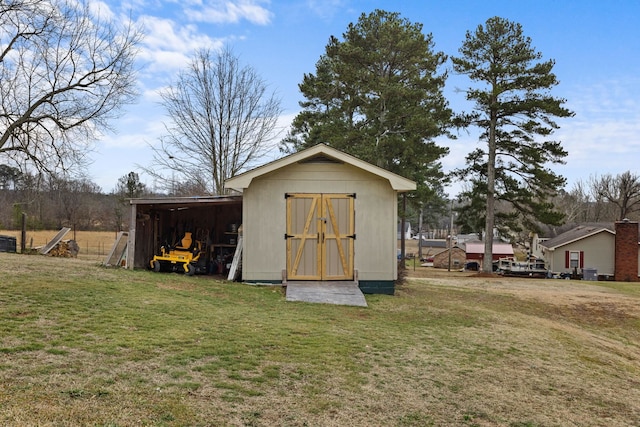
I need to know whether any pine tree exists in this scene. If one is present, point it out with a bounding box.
[282,9,452,202]
[452,17,573,272]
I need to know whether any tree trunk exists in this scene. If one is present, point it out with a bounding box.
[399,194,407,270]
[484,103,497,273]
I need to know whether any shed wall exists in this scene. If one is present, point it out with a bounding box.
[432,247,466,269]
[241,161,398,283]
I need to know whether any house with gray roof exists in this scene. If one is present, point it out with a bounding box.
[539,223,616,277]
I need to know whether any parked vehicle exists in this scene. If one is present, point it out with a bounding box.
[464,261,480,271]
[150,232,203,276]
[495,257,547,278]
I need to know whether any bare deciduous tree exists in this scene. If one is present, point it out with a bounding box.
[0,0,141,175]
[591,171,640,221]
[148,47,282,195]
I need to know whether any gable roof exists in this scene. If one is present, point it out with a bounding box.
[420,239,448,248]
[540,223,615,250]
[225,143,417,192]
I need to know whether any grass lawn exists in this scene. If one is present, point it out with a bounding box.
[1,253,639,426]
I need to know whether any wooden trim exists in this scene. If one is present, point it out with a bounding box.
[287,194,321,280]
[322,194,354,280]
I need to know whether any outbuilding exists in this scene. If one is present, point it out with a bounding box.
[432,246,466,270]
[464,241,514,262]
[225,144,416,294]
[126,195,243,274]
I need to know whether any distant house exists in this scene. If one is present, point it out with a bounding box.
[539,220,640,281]
[463,241,514,262]
[397,222,412,240]
[456,233,480,245]
[530,234,548,259]
[540,223,616,277]
[419,239,448,249]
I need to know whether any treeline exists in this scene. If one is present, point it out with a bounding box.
[0,167,152,232]
[403,171,640,247]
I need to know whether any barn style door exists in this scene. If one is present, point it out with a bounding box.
[286,193,355,281]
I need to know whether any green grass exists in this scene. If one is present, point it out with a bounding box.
[1,252,639,426]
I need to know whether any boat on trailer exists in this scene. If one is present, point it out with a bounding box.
[495,257,548,278]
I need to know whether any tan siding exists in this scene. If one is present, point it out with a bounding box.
[548,232,615,275]
[241,162,398,282]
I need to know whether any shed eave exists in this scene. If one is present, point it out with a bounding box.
[129,195,242,208]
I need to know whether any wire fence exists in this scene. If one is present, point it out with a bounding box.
[0,230,120,261]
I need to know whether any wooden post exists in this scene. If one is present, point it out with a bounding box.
[448,200,453,272]
[400,193,406,270]
[126,202,137,269]
[21,213,26,253]
[418,204,423,261]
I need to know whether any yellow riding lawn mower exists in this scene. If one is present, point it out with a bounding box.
[150,232,203,276]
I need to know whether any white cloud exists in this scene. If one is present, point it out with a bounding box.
[554,77,640,185]
[136,16,225,75]
[304,0,348,21]
[116,0,155,13]
[440,75,640,196]
[88,0,116,20]
[185,0,273,25]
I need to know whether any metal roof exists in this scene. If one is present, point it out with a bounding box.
[463,241,514,255]
[129,194,242,209]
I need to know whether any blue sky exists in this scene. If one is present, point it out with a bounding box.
[93,0,640,196]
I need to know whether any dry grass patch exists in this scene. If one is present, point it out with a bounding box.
[0,229,118,260]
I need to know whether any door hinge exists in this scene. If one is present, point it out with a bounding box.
[284,193,292,199]
[348,234,356,240]
[348,193,356,199]
[284,234,293,239]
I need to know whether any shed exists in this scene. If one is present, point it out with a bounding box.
[432,246,466,270]
[464,241,514,262]
[126,195,243,273]
[225,144,416,294]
